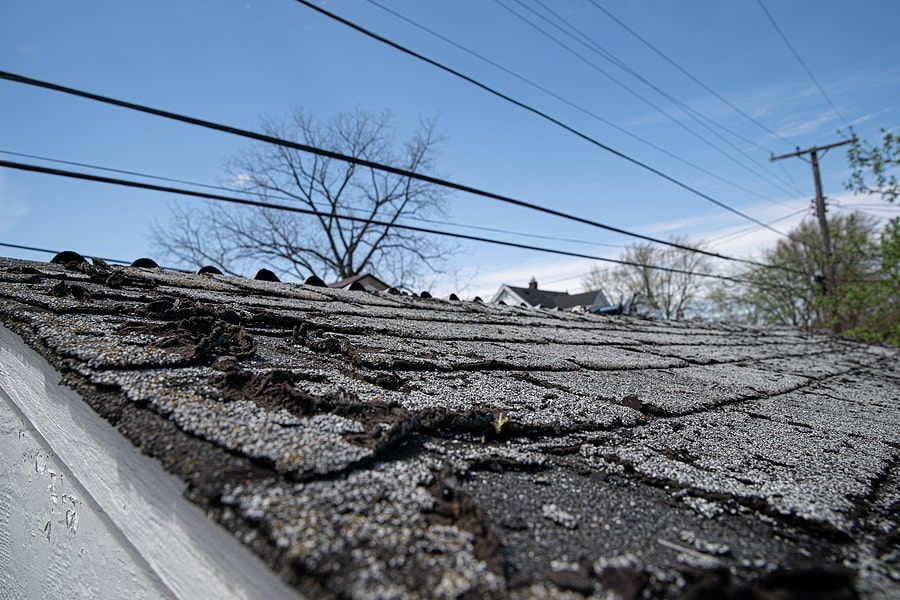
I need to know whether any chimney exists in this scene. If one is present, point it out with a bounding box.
[528,276,538,290]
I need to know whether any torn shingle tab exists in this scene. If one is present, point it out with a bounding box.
[0,256,897,599]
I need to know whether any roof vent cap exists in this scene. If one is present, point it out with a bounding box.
[304,274,327,287]
[51,251,87,266]
[131,258,159,269]
[254,268,280,282]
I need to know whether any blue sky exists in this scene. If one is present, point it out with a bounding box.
[1,0,898,297]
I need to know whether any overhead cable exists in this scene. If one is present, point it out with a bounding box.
[530,0,804,196]
[0,241,129,265]
[359,0,780,203]
[503,0,802,199]
[286,2,794,237]
[0,241,188,271]
[707,207,809,247]
[541,206,812,287]
[585,0,799,149]
[0,158,810,289]
[0,148,625,249]
[755,0,852,129]
[0,70,802,273]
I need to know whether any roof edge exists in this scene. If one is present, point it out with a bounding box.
[0,324,299,600]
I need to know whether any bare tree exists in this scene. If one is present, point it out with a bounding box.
[153,108,453,288]
[582,237,713,319]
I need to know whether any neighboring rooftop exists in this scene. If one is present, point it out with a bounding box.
[0,255,898,599]
[328,273,390,293]
[491,277,611,311]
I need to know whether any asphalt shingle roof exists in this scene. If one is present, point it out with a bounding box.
[0,255,898,599]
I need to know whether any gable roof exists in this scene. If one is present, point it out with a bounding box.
[0,255,897,599]
[328,272,389,291]
[496,284,609,309]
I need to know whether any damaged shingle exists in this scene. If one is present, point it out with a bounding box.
[0,256,897,599]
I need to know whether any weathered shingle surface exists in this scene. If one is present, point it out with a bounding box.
[0,256,898,599]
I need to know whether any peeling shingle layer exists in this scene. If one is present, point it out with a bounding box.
[0,256,898,599]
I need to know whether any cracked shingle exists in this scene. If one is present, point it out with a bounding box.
[1,256,898,599]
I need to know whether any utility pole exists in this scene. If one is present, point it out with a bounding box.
[770,138,855,297]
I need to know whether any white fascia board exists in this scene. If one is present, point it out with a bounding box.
[0,325,301,600]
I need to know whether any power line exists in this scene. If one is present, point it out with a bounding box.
[0,148,625,250]
[770,138,855,299]
[834,205,900,215]
[49,148,832,258]
[0,241,189,272]
[0,241,131,265]
[287,1,794,237]
[497,0,799,198]
[0,158,808,289]
[708,207,809,247]
[540,270,594,288]
[775,160,805,196]
[707,206,808,244]
[506,0,803,200]
[359,0,781,204]
[585,0,799,149]
[9,148,810,256]
[755,0,851,129]
[541,206,811,288]
[542,0,806,198]
[0,70,802,274]
[832,200,900,211]
[539,199,879,288]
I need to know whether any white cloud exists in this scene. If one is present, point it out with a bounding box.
[622,77,818,135]
[772,110,837,139]
[431,189,899,299]
[438,196,809,298]
[636,207,747,237]
[431,248,618,299]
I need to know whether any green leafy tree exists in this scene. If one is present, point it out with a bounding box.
[839,129,900,343]
[846,128,900,203]
[710,131,899,344]
[832,217,900,345]
[710,214,898,345]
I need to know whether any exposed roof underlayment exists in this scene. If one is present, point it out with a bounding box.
[0,255,897,598]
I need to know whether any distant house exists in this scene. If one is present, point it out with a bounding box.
[491,276,612,312]
[328,273,389,292]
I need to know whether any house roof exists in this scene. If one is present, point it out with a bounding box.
[0,255,898,599]
[328,272,388,290]
[497,285,608,309]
